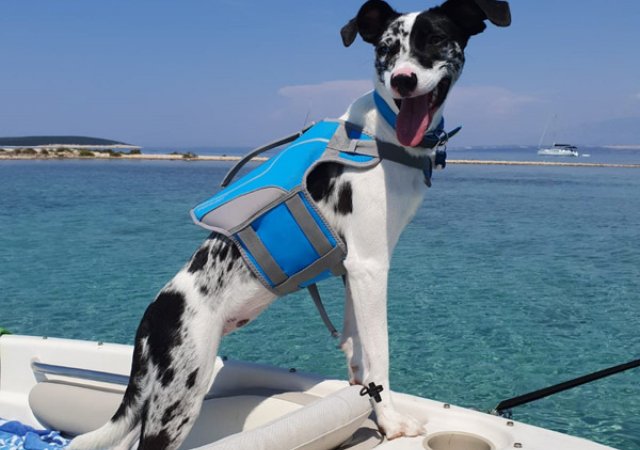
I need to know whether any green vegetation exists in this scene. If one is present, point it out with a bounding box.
[182,152,198,159]
[14,148,37,155]
[0,327,11,336]
[129,149,141,155]
[78,150,94,157]
[41,149,49,155]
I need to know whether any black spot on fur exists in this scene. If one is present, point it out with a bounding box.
[411,10,468,65]
[230,243,241,260]
[199,285,209,296]
[217,244,229,262]
[161,367,175,387]
[188,247,209,273]
[111,335,148,421]
[335,182,353,215]
[307,163,344,202]
[139,291,185,376]
[186,369,199,389]
[140,430,172,450]
[178,417,190,432]
[161,401,181,426]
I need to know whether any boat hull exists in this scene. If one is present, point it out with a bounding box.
[0,335,616,450]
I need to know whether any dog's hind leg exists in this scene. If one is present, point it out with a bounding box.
[135,288,224,450]
[71,235,274,450]
[134,236,274,450]
[70,269,225,450]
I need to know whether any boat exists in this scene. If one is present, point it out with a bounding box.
[0,334,617,449]
[537,143,580,157]
[536,115,579,157]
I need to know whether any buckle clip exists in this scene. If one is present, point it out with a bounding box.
[360,382,384,403]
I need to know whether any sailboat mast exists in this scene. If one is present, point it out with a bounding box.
[538,114,555,149]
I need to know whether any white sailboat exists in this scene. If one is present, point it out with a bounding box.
[537,115,579,157]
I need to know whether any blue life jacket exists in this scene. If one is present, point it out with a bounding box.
[191,98,459,297]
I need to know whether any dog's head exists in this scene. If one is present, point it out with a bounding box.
[342,0,511,147]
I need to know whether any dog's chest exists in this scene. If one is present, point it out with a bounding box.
[322,159,427,260]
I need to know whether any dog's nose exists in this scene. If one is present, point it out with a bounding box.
[390,73,418,97]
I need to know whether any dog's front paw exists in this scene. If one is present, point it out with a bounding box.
[377,407,427,440]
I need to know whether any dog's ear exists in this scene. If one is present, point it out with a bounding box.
[341,0,401,47]
[440,0,511,37]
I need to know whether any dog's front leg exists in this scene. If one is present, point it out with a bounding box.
[343,257,427,439]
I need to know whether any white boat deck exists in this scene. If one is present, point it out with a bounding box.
[0,335,616,450]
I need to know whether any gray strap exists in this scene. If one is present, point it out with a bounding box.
[326,122,353,153]
[285,195,333,257]
[307,284,340,339]
[237,228,288,286]
[221,122,316,188]
[326,121,431,172]
[276,247,346,295]
[357,140,430,172]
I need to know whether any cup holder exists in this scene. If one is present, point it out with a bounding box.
[424,432,493,450]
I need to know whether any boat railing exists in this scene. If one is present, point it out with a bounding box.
[31,360,130,386]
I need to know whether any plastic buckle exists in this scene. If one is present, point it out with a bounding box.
[360,382,384,403]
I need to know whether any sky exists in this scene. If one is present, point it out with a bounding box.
[1,0,639,148]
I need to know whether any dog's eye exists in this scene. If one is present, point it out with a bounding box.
[428,35,446,45]
[376,44,390,57]
[376,41,400,59]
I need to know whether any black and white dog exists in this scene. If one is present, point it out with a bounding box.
[71,0,510,448]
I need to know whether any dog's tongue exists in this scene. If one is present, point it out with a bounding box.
[396,93,432,147]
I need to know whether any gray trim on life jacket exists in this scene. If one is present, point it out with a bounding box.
[237,227,289,286]
[194,118,458,338]
[220,118,454,193]
[285,194,335,257]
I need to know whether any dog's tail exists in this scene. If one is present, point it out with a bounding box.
[68,336,151,450]
[67,416,136,450]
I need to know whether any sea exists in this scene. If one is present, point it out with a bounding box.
[1,145,639,449]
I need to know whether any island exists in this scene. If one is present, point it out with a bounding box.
[0,136,249,161]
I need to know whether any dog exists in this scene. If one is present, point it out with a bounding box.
[70,1,510,448]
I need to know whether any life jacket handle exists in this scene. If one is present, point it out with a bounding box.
[221,122,317,188]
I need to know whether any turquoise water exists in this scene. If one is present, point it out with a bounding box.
[1,155,639,449]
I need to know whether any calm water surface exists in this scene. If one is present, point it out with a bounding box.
[0,152,639,449]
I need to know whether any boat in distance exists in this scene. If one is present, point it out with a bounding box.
[537,143,580,157]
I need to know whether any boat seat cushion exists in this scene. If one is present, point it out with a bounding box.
[29,382,321,438]
[28,380,370,449]
[29,381,124,436]
[193,385,373,450]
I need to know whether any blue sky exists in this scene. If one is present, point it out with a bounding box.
[2,1,639,148]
